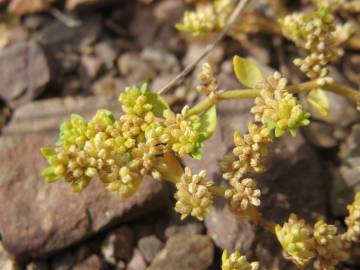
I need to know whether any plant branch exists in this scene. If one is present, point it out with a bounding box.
[157,0,251,95]
[187,81,360,116]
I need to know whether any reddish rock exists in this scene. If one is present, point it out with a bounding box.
[148,234,213,270]
[137,235,163,263]
[0,96,168,261]
[73,255,105,270]
[0,41,50,107]
[126,249,146,270]
[8,0,54,15]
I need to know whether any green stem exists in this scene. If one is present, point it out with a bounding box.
[187,81,360,116]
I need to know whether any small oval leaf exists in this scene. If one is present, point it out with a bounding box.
[145,92,170,118]
[197,105,217,140]
[233,56,264,88]
[307,89,329,117]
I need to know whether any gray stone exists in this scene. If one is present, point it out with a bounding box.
[148,234,213,270]
[0,41,50,107]
[73,255,105,270]
[101,226,134,264]
[137,235,163,263]
[331,123,360,216]
[126,249,146,270]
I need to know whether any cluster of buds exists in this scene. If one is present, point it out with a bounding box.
[197,63,221,98]
[276,214,351,269]
[344,191,360,242]
[41,85,205,198]
[313,220,349,270]
[176,0,234,36]
[312,0,360,13]
[275,214,316,266]
[224,178,261,211]
[174,167,214,221]
[221,250,259,270]
[280,7,352,82]
[219,122,273,181]
[251,72,310,137]
[163,106,203,157]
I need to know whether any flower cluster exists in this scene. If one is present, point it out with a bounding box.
[275,214,351,269]
[176,0,234,36]
[251,72,310,137]
[224,178,261,211]
[313,220,349,270]
[312,0,360,13]
[221,250,259,270]
[197,63,221,97]
[41,85,205,198]
[174,167,214,221]
[344,191,360,242]
[280,7,353,81]
[219,122,273,181]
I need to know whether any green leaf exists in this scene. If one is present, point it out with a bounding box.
[42,167,62,183]
[197,105,217,141]
[139,83,148,95]
[40,147,56,159]
[307,89,329,117]
[145,92,170,118]
[233,55,264,88]
[275,127,285,137]
[191,149,203,160]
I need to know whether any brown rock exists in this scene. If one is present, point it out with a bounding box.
[81,55,103,80]
[66,0,117,11]
[101,226,134,264]
[0,96,168,261]
[148,234,213,270]
[26,260,48,270]
[0,41,50,107]
[331,123,360,216]
[126,249,146,270]
[117,52,157,85]
[154,0,184,24]
[73,255,105,270]
[8,0,54,16]
[137,235,163,263]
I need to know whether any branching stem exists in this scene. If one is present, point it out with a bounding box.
[157,0,251,94]
[187,81,360,116]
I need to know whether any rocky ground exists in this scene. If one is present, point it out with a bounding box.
[1,0,360,269]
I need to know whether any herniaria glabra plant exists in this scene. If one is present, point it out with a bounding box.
[41,1,360,269]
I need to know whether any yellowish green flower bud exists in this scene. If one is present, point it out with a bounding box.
[313,220,349,270]
[220,122,273,180]
[275,214,316,267]
[221,249,259,270]
[176,0,234,36]
[344,192,360,242]
[225,178,261,211]
[174,167,213,221]
[251,72,310,137]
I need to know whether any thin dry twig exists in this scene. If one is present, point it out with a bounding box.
[49,8,82,28]
[157,0,251,94]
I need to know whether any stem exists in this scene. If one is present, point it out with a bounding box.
[157,0,251,94]
[187,81,360,116]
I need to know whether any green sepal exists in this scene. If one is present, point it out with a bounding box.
[40,147,56,159]
[275,127,285,138]
[197,105,217,141]
[233,55,264,88]
[191,149,203,160]
[42,167,62,183]
[71,178,91,193]
[144,91,170,118]
[307,89,329,117]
